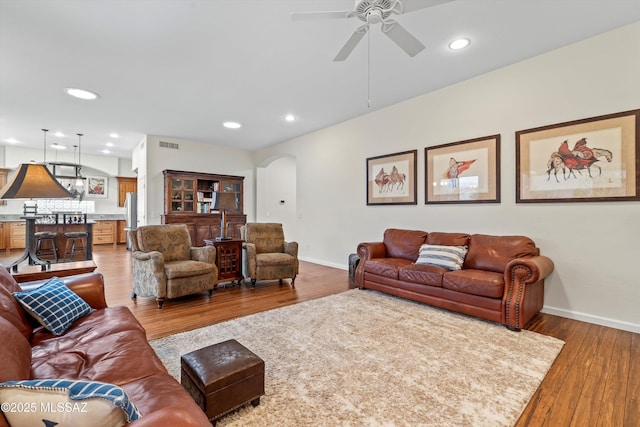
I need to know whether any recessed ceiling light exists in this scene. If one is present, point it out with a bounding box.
[449,38,470,50]
[223,121,242,129]
[285,114,296,122]
[109,133,119,138]
[50,143,67,150]
[64,87,100,100]
[101,149,111,154]
[4,138,19,144]
[106,142,114,147]
[54,131,65,138]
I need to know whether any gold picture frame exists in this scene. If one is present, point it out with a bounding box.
[516,109,639,203]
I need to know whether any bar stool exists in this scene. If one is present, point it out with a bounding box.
[63,231,88,261]
[35,231,59,263]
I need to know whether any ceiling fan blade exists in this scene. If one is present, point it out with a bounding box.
[291,11,351,21]
[333,25,368,62]
[399,0,453,14]
[381,20,425,57]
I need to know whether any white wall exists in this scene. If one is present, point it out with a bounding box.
[133,136,147,227]
[254,22,640,332]
[143,135,255,225]
[256,156,297,241]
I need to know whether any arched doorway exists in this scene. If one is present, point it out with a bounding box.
[256,155,297,241]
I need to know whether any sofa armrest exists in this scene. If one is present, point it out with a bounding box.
[191,245,216,264]
[127,406,210,427]
[284,241,298,257]
[131,250,167,299]
[243,242,257,278]
[505,255,554,285]
[355,242,387,287]
[131,250,163,264]
[357,242,387,261]
[19,272,108,310]
[503,255,554,330]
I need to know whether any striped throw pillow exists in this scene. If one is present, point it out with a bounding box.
[0,379,141,426]
[416,244,468,270]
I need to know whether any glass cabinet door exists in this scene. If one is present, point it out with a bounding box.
[170,178,195,212]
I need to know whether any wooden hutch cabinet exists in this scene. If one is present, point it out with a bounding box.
[161,170,246,246]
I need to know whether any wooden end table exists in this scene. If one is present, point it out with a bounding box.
[204,239,244,287]
[11,260,98,283]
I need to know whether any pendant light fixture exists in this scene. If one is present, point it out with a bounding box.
[0,129,73,272]
[75,133,84,187]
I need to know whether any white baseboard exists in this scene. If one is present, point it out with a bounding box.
[541,305,640,334]
[298,256,347,271]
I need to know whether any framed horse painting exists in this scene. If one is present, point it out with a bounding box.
[516,109,640,203]
[424,135,501,204]
[366,150,417,205]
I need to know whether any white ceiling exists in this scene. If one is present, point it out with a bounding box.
[1,0,640,159]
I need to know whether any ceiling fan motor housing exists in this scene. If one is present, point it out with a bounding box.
[355,0,395,22]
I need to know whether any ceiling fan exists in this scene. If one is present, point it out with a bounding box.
[292,0,453,61]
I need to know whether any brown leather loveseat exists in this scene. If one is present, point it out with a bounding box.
[355,229,554,330]
[0,267,211,427]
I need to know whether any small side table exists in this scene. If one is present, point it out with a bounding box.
[205,239,244,286]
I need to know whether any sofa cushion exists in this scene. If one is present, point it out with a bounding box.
[426,232,470,246]
[244,223,286,254]
[164,260,216,280]
[30,306,145,348]
[136,224,191,262]
[363,258,412,279]
[383,229,428,261]
[442,269,505,298]
[464,234,539,273]
[0,317,32,382]
[416,244,468,271]
[13,278,94,336]
[256,252,296,267]
[30,308,167,384]
[0,379,141,426]
[0,267,33,340]
[120,373,212,425]
[398,263,446,286]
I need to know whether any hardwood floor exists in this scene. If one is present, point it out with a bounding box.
[2,245,638,426]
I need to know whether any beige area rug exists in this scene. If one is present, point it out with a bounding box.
[150,289,564,426]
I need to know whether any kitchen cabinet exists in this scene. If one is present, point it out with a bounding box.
[93,220,115,245]
[117,177,137,207]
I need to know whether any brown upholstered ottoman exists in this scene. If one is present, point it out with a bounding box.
[181,339,265,425]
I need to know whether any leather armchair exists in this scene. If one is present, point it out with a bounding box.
[129,224,217,308]
[241,223,298,288]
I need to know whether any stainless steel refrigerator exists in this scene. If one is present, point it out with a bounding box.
[124,192,137,250]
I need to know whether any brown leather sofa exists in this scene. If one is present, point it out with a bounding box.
[355,229,554,330]
[0,266,211,427]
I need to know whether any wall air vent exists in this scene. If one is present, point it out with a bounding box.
[159,141,179,150]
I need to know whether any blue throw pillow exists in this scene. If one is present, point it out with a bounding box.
[0,379,141,426]
[13,277,94,336]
